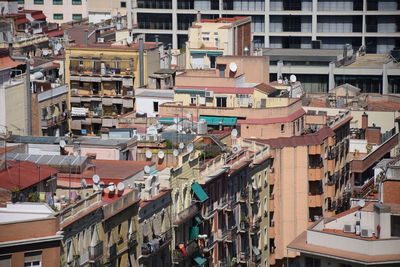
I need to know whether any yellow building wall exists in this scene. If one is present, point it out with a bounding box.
[5,81,28,135]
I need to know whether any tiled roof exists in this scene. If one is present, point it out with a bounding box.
[367,101,400,112]
[254,83,277,95]
[0,161,58,190]
[0,51,25,71]
[253,127,334,149]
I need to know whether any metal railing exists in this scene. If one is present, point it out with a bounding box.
[141,229,172,256]
[89,241,103,261]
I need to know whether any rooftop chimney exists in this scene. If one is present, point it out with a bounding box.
[362,112,368,130]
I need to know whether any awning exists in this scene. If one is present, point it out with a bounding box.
[190,50,223,56]
[159,117,178,124]
[199,116,237,126]
[193,256,207,266]
[194,214,203,225]
[175,88,205,94]
[191,183,208,202]
[189,226,199,240]
[252,247,260,256]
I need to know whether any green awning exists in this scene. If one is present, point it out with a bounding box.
[190,50,223,56]
[159,117,177,124]
[189,226,199,240]
[199,116,237,126]
[191,183,208,202]
[175,88,205,94]
[194,214,203,225]
[193,256,207,266]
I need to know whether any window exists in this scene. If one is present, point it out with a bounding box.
[237,94,250,106]
[72,0,81,4]
[305,257,321,267]
[202,32,210,42]
[72,14,82,20]
[24,251,41,267]
[53,13,63,20]
[280,124,285,132]
[120,1,126,7]
[190,94,196,104]
[391,215,400,237]
[216,97,227,107]
[153,101,159,112]
[0,255,11,267]
[53,0,62,4]
[34,0,43,4]
[18,0,24,4]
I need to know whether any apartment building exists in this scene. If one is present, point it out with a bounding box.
[0,202,63,267]
[253,111,352,265]
[65,42,159,135]
[288,202,400,266]
[0,49,29,135]
[186,16,251,69]
[85,0,400,53]
[21,0,87,23]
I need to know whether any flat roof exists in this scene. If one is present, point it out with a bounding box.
[262,48,342,62]
[343,54,400,69]
[0,202,54,224]
[289,232,400,265]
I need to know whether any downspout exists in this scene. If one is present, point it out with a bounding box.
[9,44,31,135]
[139,37,144,87]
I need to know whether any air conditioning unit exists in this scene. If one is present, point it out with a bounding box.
[360,228,373,238]
[343,224,355,233]
[205,91,214,97]
[97,37,105,43]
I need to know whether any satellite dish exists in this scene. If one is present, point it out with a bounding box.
[179,142,184,149]
[55,43,62,51]
[145,150,153,158]
[144,165,151,174]
[92,174,100,184]
[158,150,165,159]
[290,74,297,83]
[127,36,133,44]
[59,139,66,148]
[117,182,125,192]
[53,50,59,55]
[43,50,49,56]
[231,129,238,137]
[81,179,87,188]
[108,183,115,192]
[358,199,366,208]
[173,149,179,157]
[232,144,241,153]
[229,62,237,72]
[187,143,194,153]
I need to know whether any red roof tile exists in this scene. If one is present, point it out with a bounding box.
[367,101,400,112]
[254,83,278,95]
[175,85,254,94]
[47,29,64,37]
[253,127,335,149]
[0,54,25,70]
[0,161,58,190]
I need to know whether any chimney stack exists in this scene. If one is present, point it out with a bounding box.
[362,112,368,130]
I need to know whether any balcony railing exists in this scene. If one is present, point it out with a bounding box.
[141,229,172,257]
[89,241,103,261]
[128,231,138,248]
[239,249,250,263]
[173,203,199,226]
[172,239,199,263]
[70,67,133,76]
[239,189,248,202]
[203,232,216,252]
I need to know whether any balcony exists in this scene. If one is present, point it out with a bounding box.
[226,228,236,242]
[308,145,322,155]
[89,241,103,262]
[141,230,172,257]
[128,231,138,248]
[239,189,248,202]
[217,229,228,241]
[252,252,261,263]
[203,232,216,252]
[216,195,228,210]
[70,66,134,76]
[239,220,249,233]
[250,189,260,204]
[41,115,67,128]
[238,249,250,263]
[250,217,261,234]
[173,203,199,226]
[172,239,199,263]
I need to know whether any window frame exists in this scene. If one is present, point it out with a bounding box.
[72,14,82,20]
[53,13,64,20]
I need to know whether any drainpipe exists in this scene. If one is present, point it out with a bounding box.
[9,44,31,135]
[139,37,144,87]
[127,0,132,30]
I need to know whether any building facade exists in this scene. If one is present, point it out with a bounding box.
[87,0,400,52]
